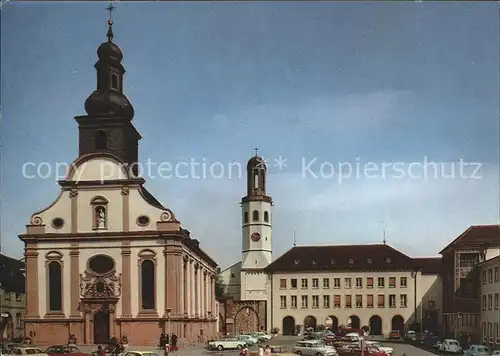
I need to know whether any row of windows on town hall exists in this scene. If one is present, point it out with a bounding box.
[279,294,409,309]
[243,210,270,223]
[47,259,156,312]
[280,276,409,290]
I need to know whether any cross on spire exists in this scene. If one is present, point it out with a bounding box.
[254,147,259,156]
[105,3,116,41]
[106,3,116,21]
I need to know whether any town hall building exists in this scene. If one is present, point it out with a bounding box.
[19,16,218,346]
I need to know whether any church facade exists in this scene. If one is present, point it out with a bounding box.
[218,154,272,333]
[19,18,218,346]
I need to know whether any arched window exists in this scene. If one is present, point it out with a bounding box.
[48,261,62,311]
[252,210,259,222]
[95,130,107,150]
[244,212,249,224]
[141,259,155,311]
[264,211,269,222]
[111,74,118,90]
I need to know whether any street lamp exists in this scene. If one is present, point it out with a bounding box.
[232,313,236,336]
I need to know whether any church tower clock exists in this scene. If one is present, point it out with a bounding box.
[240,149,273,301]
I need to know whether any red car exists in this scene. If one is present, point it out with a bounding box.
[45,345,90,356]
[388,330,402,339]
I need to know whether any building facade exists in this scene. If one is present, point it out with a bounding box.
[439,225,500,340]
[218,153,272,333]
[0,254,26,342]
[264,244,442,336]
[19,19,218,346]
[479,256,500,348]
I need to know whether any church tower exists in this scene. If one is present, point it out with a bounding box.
[74,14,142,176]
[240,149,273,300]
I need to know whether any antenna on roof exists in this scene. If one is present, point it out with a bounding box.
[382,221,387,245]
[293,230,297,247]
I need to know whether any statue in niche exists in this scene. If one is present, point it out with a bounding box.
[95,206,106,229]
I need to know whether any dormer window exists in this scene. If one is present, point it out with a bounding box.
[330,259,335,265]
[312,260,316,265]
[386,258,391,263]
[294,260,300,265]
[349,258,354,264]
[367,258,372,264]
[111,73,118,90]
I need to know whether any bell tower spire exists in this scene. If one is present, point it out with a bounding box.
[75,4,141,176]
[240,149,273,301]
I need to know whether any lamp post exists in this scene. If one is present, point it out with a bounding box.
[457,313,462,340]
[232,313,236,336]
[411,271,418,331]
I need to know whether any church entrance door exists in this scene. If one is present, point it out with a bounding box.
[93,311,110,344]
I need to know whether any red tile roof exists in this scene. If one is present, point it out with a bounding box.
[439,225,500,254]
[264,244,421,272]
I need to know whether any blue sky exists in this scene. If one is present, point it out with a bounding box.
[1,2,499,267]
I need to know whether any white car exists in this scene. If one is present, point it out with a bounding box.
[492,350,500,355]
[254,332,272,341]
[463,345,492,356]
[293,340,337,356]
[365,341,393,355]
[10,348,48,356]
[439,339,462,354]
[124,351,161,356]
[207,338,247,351]
[237,335,258,346]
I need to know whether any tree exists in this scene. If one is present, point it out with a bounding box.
[215,274,226,297]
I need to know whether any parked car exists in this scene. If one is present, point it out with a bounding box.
[344,346,386,356]
[388,330,401,340]
[45,346,89,356]
[438,339,462,354]
[252,332,272,342]
[292,340,338,356]
[463,345,492,356]
[237,335,258,346]
[492,350,500,355]
[432,340,443,349]
[405,330,416,341]
[364,341,393,355]
[207,338,247,351]
[10,348,48,356]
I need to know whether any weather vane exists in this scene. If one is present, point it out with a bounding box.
[106,3,116,22]
[254,147,259,156]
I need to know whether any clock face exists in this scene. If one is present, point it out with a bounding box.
[251,232,261,242]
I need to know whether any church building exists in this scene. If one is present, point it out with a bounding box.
[19,16,218,346]
[218,153,272,333]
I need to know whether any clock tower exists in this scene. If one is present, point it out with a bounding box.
[240,149,273,301]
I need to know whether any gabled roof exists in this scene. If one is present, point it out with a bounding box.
[264,244,416,272]
[439,225,500,255]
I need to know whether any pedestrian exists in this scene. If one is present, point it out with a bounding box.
[171,333,178,351]
[159,334,166,349]
[264,345,271,356]
[97,346,106,356]
[258,345,264,356]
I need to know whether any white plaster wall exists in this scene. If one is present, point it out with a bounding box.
[128,189,167,231]
[480,257,500,342]
[242,272,267,301]
[419,274,443,324]
[69,158,128,181]
[486,248,500,261]
[35,191,72,234]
